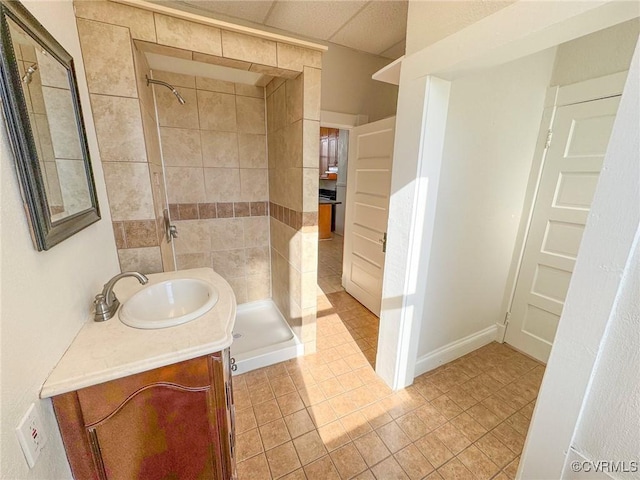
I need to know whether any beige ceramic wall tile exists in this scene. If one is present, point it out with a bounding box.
[173,219,211,254]
[221,31,276,66]
[153,71,196,89]
[238,134,267,168]
[285,121,303,168]
[135,40,193,60]
[148,162,167,219]
[247,274,271,302]
[303,120,320,168]
[91,95,147,162]
[301,232,319,273]
[301,271,318,309]
[250,64,299,79]
[176,252,212,270]
[276,43,322,71]
[76,19,137,98]
[165,166,206,203]
[266,77,286,98]
[210,218,244,251]
[160,127,203,167]
[211,249,246,278]
[102,162,155,221]
[288,231,302,271]
[286,75,303,125]
[192,51,251,70]
[142,110,163,167]
[267,129,284,170]
[303,169,320,212]
[246,246,270,277]
[196,76,235,94]
[156,87,199,129]
[155,14,222,56]
[132,46,155,118]
[287,168,303,211]
[74,2,156,42]
[227,276,248,304]
[240,169,268,202]
[118,246,163,274]
[198,90,237,132]
[270,84,287,133]
[235,84,264,99]
[236,96,266,134]
[201,131,239,168]
[160,238,176,272]
[243,217,270,247]
[204,168,241,202]
[303,67,322,121]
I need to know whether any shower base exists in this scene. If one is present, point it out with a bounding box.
[230,300,304,375]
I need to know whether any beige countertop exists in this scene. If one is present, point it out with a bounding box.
[40,268,236,398]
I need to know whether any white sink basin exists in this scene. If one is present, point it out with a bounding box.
[119,278,219,329]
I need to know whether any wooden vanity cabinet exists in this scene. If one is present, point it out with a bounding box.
[52,350,237,480]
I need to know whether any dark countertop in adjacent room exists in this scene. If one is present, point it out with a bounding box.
[319,198,342,205]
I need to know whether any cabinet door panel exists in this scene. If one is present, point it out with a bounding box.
[90,384,219,480]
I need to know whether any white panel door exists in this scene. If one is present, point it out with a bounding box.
[343,117,395,316]
[505,96,620,362]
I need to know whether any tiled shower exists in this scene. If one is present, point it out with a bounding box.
[75,0,321,353]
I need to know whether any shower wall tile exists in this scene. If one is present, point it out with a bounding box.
[247,274,271,302]
[303,168,320,212]
[303,120,320,168]
[227,277,248,305]
[204,168,241,202]
[91,94,147,163]
[118,246,163,274]
[123,220,159,248]
[156,87,199,129]
[160,127,203,167]
[173,219,211,254]
[210,218,244,251]
[74,2,156,42]
[243,216,270,248]
[235,84,264,99]
[135,39,193,61]
[202,132,239,167]
[102,162,155,221]
[238,134,267,168]
[133,45,155,115]
[154,13,222,57]
[153,71,195,89]
[221,30,277,67]
[76,19,137,98]
[240,169,268,202]
[196,76,235,94]
[246,246,270,277]
[286,74,303,125]
[303,67,322,121]
[236,96,266,134]
[277,43,322,71]
[198,90,237,131]
[165,166,206,204]
[193,51,251,71]
[176,252,212,270]
[212,249,246,278]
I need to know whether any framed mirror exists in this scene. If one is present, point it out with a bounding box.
[0,0,99,251]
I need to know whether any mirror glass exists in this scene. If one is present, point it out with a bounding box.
[1,0,99,250]
[8,17,91,221]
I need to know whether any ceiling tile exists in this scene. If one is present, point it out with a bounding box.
[265,0,369,41]
[180,1,275,24]
[330,0,408,55]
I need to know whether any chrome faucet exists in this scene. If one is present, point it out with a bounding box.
[94,272,148,322]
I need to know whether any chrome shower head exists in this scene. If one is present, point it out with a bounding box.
[146,75,186,105]
[22,63,38,85]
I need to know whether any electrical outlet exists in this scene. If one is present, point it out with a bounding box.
[15,403,48,468]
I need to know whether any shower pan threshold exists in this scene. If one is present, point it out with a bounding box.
[231,300,304,375]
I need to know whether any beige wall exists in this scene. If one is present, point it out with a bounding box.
[1,1,120,478]
[267,70,320,353]
[321,43,399,122]
[156,70,271,304]
[550,19,640,86]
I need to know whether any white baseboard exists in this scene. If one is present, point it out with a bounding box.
[495,322,507,342]
[414,325,498,377]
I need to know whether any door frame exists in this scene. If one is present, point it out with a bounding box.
[497,71,629,344]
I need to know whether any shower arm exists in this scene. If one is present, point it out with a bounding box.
[145,75,186,104]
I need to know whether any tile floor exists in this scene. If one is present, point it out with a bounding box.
[233,286,544,479]
[317,234,345,295]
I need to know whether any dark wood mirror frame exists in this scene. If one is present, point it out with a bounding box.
[0,0,99,251]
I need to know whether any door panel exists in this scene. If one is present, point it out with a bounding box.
[343,117,396,315]
[505,96,619,362]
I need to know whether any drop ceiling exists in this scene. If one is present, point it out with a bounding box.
[152,0,408,59]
